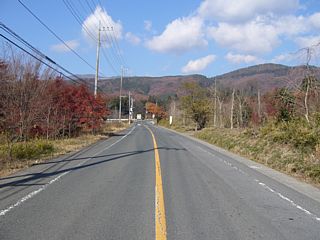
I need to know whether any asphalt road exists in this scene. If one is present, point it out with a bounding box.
[0,122,320,239]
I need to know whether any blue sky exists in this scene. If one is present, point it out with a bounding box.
[1,0,320,77]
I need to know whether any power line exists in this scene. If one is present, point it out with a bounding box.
[100,48,120,75]
[63,0,97,41]
[94,1,128,68]
[0,23,84,84]
[110,28,129,68]
[63,0,120,76]
[0,22,45,60]
[94,0,129,68]
[84,0,124,68]
[17,0,106,77]
[0,33,82,85]
[62,0,120,75]
[83,0,129,70]
[1,34,107,116]
[0,23,105,93]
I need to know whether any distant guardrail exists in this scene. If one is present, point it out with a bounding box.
[106,119,131,121]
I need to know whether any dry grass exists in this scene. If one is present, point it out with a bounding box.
[0,135,102,178]
[179,127,319,186]
[0,122,128,178]
[103,121,128,132]
[52,134,103,156]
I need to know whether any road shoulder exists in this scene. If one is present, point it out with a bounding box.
[159,126,320,204]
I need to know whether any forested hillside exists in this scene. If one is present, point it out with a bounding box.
[80,63,320,99]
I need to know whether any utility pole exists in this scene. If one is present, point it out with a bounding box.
[214,78,217,127]
[128,91,131,123]
[94,21,101,98]
[131,97,134,120]
[119,66,123,122]
[173,100,176,118]
[129,93,134,123]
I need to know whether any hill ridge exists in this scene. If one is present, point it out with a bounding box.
[75,63,320,99]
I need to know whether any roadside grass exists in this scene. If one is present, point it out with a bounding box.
[158,119,195,133]
[0,121,129,177]
[103,121,128,133]
[193,126,320,185]
[160,118,320,185]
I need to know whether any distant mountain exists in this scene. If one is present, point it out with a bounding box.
[90,74,209,100]
[215,63,290,80]
[212,63,320,93]
[76,63,320,99]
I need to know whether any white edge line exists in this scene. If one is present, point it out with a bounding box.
[0,125,136,217]
[258,181,320,222]
[196,143,320,223]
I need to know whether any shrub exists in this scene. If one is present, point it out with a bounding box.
[11,141,54,160]
[280,120,318,153]
[261,119,319,153]
[37,142,54,154]
[308,166,320,182]
[158,119,170,128]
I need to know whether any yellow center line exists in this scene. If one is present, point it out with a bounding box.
[145,126,167,240]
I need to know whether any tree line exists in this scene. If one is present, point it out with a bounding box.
[176,72,320,130]
[0,47,108,158]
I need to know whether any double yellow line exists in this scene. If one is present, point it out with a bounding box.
[145,126,167,240]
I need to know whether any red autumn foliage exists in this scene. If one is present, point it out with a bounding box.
[0,71,109,140]
[145,102,167,121]
[41,78,109,138]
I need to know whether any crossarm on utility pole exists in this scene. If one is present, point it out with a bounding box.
[94,21,101,98]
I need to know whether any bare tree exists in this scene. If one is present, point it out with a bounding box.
[217,96,224,128]
[0,45,54,158]
[236,90,247,128]
[286,44,320,123]
[214,79,217,127]
[304,48,312,123]
[230,89,235,129]
[208,81,218,127]
[258,89,261,122]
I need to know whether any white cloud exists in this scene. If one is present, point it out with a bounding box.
[145,16,207,54]
[309,13,320,29]
[295,35,320,48]
[206,13,320,54]
[50,40,79,53]
[271,53,296,63]
[181,55,215,74]
[225,52,259,64]
[208,20,279,54]
[144,20,152,31]
[273,15,308,36]
[142,0,320,60]
[266,13,320,37]
[82,6,122,45]
[125,32,141,45]
[197,0,300,22]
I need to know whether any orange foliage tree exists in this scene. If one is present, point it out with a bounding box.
[145,102,167,122]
